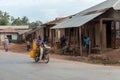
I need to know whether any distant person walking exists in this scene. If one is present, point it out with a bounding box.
[3,37,9,52]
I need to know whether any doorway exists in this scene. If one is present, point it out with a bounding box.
[106,21,112,48]
[7,35,12,43]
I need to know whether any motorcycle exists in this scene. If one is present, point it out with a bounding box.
[34,44,51,63]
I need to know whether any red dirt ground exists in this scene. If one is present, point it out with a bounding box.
[0,43,120,64]
[0,43,27,53]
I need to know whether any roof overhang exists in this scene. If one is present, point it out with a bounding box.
[51,12,104,29]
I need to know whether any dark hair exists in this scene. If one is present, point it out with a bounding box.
[38,36,41,40]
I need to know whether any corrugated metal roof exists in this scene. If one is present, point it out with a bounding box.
[80,0,118,15]
[51,0,120,29]
[51,12,103,29]
[113,0,120,10]
[25,27,42,35]
[18,30,30,35]
[0,26,29,29]
[42,17,70,25]
[0,28,18,33]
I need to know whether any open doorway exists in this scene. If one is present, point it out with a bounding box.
[106,21,112,48]
[7,35,12,43]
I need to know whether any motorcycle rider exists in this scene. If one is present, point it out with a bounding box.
[36,36,44,60]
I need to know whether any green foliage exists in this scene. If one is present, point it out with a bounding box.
[0,10,42,26]
[21,16,29,25]
[0,17,9,25]
[0,11,9,25]
[11,17,22,25]
[29,21,42,28]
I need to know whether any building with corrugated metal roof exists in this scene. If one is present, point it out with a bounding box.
[51,0,120,55]
[0,26,29,44]
[42,17,70,46]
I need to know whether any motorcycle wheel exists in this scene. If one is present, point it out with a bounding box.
[35,57,39,62]
[44,54,49,63]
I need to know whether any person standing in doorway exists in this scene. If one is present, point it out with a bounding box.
[60,35,65,48]
[62,39,70,54]
[84,36,91,55]
[44,36,49,44]
[3,37,9,52]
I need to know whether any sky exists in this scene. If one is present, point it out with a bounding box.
[0,0,106,23]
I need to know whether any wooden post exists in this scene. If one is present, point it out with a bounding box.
[53,29,56,53]
[69,28,71,43]
[74,28,76,44]
[100,19,103,53]
[75,28,77,45]
[79,27,82,56]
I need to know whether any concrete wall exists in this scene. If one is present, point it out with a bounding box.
[0,33,18,43]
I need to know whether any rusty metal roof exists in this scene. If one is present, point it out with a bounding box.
[42,17,70,26]
[0,26,29,29]
[52,0,120,29]
[0,28,18,33]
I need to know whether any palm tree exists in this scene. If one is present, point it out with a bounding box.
[3,12,10,20]
[0,11,9,25]
[10,16,14,21]
[0,11,3,17]
[12,17,22,25]
[21,16,29,25]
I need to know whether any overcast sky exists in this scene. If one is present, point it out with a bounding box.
[0,0,106,23]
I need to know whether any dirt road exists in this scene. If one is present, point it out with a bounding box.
[0,51,120,80]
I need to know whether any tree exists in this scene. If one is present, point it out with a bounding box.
[35,21,42,26]
[0,11,9,25]
[29,21,42,28]
[11,16,30,25]
[0,10,42,26]
[10,16,15,24]
[3,12,10,20]
[21,16,29,25]
[0,10,3,17]
[12,17,22,25]
[0,17,9,25]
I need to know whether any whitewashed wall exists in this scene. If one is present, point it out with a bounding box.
[0,33,18,42]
